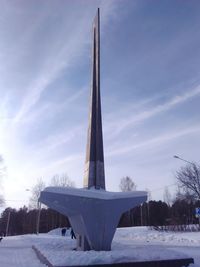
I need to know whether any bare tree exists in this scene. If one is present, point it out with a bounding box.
[29,173,75,209]
[163,186,172,206]
[176,163,200,201]
[0,193,4,206]
[145,188,152,201]
[49,173,75,188]
[119,176,136,226]
[29,178,46,209]
[119,176,136,192]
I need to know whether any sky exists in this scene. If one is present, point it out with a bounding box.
[0,0,200,208]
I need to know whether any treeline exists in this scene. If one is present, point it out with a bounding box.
[0,199,200,236]
[119,199,200,228]
[0,206,70,236]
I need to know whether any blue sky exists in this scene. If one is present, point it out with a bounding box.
[0,0,200,208]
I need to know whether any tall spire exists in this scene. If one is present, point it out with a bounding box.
[84,8,105,190]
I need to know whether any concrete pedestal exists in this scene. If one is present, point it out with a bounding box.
[39,187,147,251]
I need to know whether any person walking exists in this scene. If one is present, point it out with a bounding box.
[61,228,66,236]
[70,228,76,239]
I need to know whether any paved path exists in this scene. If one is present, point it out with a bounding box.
[0,236,45,267]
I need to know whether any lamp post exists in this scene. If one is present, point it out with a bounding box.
[6,210,11,236]
[173,155,194,166]
[36,200,41,235]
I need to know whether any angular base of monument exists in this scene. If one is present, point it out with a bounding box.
[39,187,147,251]
[76,234,91,251]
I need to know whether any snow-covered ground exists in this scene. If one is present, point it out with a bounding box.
[0,226,199,267]
[0,234,45,267]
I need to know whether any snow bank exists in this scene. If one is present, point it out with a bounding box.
[115,226,200,246]
[2,226,199,267]
[48,227,70,237]
[31,226,200,266]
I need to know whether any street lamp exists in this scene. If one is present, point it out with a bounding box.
[36,200,41,235]
[6,210,11,236]
[173,155,194,166]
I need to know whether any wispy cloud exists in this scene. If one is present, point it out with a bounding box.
[107,124,200,157]
[17,86,86,125]
[105,85,200,136]
[12,1,121,124]
[13,49,79,123]
[42,153,83,175]
[1,1,200,205]
[34,125,84,156]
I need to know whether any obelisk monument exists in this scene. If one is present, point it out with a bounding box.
[84,8,105,190]
[39,9,147,251]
